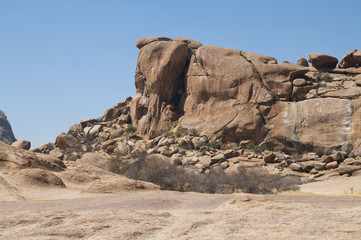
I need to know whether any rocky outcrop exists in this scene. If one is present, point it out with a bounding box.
[0,110,16,144]
[129,36,361,155]
[339,49,361,68]
[131,37,310,143]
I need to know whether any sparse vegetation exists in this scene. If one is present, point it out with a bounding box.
[125,124,137,134]
[246,141,256,150]
[176,126,189,137]
[245,141,267,154]
[314,147,324,157]
[150,130,167,139]
[119,158,300,194]
[189,128,198,136]
[296,93,306,101]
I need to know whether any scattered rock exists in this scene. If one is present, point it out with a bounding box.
[211,153,226,164]
[289,163,302,172]
[326,161,338,170]
[199,155,212,167]
[11,140,31,150]
[55,133,78,149]
[224,149,238,158]
[335,166,361,175]
[263,152,276,163]
[293,78,307,86]
[314,162,326,171]
[297,57,309,67]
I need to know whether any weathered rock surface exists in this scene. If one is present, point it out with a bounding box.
[339,49,361,68]
[0,110,16,144]
[11,140,31,150]
[308,53,338,68]
[0,141,65,171]
[130,37,361,154]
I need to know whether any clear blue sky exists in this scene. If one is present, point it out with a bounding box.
[1,0,360,147]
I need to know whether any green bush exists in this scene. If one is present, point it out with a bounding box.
[246,141,256,150]
[314,147,324,157]
[125,124,137,134]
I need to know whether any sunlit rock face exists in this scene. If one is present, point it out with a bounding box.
[0,110,16,144]
[131,37,361,153]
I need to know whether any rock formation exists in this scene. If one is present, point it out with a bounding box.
[0,110,16,144]
[130,37,361,154]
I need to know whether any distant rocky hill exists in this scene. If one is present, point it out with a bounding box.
[0,110,16,144]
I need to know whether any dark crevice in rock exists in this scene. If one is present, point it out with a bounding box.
[239,51,272,93]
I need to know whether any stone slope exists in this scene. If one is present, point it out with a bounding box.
[0,110,16,144]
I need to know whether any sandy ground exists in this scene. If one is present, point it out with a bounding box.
[1,190,361,240]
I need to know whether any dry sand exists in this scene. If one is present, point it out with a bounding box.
[1,190,361,240]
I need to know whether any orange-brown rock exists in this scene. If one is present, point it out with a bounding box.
[339,49,361,68]
[308,53,338,68]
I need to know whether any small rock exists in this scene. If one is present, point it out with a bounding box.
[68,123,82,134]
[49,148,64,160]
[191,138,200,150]
[289,163,302,172]
[224,149,237,158]
[300,161,318,172]
[220,161,229,169]
[106,145,116,154]
[336,166,361,175]
[114,142,130,156]
[55,133,78,150]
[302,153,316,161]
[194,163,204,169]
[297,57,309,67]
[199,155,212,167]
[293,78,307,86]
[11,140,31,150]
[341,142,353,153]
[211,153,226,164]
[322,155,334,163]
[111,128,124,139]
[159,146,171,157]
[80,119,97,129]
[314,162,326,170]
[330,152,343,162]
[326,161,338,169]
[342,158,361,166]
[263,152,276,163]
[239,140,252,149]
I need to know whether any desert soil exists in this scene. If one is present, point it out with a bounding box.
[1,190,361,240]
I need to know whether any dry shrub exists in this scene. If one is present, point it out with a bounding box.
[119,158,299,194]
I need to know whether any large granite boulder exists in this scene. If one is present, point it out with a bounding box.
[130,38,189,137]
[339,49,361,68]
[308,53,338,68]
[0,110,16,144]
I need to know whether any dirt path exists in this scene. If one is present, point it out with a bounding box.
[1,191,361,239]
